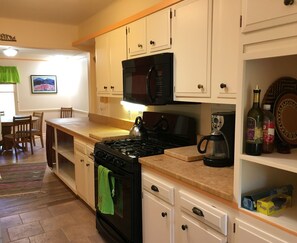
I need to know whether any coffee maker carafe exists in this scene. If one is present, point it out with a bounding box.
[197,111,235,167]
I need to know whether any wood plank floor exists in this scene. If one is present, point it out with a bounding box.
[0,137,106,243]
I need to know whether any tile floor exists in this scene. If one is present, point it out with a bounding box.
[0,199,106,243]
[0,141,107,243]
[0,199,104,243]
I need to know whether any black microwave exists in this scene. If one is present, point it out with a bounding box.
[122,53,173,105]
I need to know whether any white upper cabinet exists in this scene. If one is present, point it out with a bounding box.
[127,7,172,57]
[242,0,297,33]
[147,8,172,53]
[241,0,297,59]
[173,0,212,100]
[95,26,126,97]
[211,0,240,102]
[127,18,147,56]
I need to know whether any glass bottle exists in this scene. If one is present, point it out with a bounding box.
[245,85,263,155]
[262,104,275,153]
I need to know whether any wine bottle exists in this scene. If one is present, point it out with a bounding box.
[262,104,275,153]
[245,85,263,155]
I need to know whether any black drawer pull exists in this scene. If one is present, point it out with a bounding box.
[151,185,159,192]
[192,207,204,217]
[161,212,167,217]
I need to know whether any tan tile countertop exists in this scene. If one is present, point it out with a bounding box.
[139,153,234,202]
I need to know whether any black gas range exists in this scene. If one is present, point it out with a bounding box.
[94,112,196,243]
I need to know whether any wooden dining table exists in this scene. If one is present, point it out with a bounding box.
[1,115,39,143]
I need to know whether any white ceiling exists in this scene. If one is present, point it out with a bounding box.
[0,0,115,60]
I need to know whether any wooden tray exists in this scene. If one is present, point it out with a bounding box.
[164,145,205,162]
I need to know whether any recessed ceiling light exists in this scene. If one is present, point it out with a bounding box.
[3,47,18,57]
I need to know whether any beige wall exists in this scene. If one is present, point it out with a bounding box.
[0,18,78,50]
[78,0,162,39]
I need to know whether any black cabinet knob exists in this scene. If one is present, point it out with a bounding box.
[150,40,155,45]
[161,212,167,217]
[197,84,203,89]
[220,83,227,89]
[138,44,143,48]
[110,86,114,90]
[181,225,188,231]
[103,86,107,90]
[284,0,294,5]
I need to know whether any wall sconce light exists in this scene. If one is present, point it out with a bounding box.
[3,47,18,57]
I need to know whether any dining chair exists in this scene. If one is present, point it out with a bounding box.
[31,111,44,148]
[0,114,2,150]
[60,107,73,118]
[3,115,34,160]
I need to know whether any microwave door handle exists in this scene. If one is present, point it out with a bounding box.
[146,66,156,103]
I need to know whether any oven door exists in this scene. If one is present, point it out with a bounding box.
[94,158,142,243]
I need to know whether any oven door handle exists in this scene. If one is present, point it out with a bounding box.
[109,172,125,179]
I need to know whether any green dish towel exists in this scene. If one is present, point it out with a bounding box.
[98,165,115,215]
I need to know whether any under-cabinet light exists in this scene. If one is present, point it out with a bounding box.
[120,101,147,112]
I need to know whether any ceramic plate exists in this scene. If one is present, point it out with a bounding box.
[262,77,297,111]
[262,77,297,147]
[274,92,297,145]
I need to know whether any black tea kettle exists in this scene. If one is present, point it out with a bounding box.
[129,116,147,139]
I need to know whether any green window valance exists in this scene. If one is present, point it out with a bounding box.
[0,66,20,84]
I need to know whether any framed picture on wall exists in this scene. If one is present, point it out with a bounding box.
[31,75,57,94]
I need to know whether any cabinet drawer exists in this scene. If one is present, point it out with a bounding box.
[74,140,86,154]
[142,173,175,205]
[179,190,227,236]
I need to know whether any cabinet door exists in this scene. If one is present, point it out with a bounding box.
[173,0,212,99]
[211,0,240,100]
[95,34,110,95]
[127,18,147,57]
[142,191,174,243]
[147,8,171,53]
[109,26,127,96]
[234,218,287,243]
[74,150,87,201]
[178,213,227,243]
[242,0,297,33]
[86,157,95,209]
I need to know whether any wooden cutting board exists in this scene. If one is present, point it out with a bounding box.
[164,145,206,162]
[89,129,130,141]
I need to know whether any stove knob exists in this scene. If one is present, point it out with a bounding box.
[96,151,106,159]
[106,155,113,162]
[114,159,125,167]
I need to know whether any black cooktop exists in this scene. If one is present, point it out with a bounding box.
[95,112,197,160]
[103,138,181,158]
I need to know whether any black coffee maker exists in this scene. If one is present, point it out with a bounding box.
[197,111,235,167]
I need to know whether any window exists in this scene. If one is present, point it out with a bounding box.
[0,84,16,117]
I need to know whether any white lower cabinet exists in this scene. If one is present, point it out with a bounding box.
[234,218,288,243]
[74,140,95,209]
[142,168,231,243]
[178,213,227,243]
[142,191,174,243]
[142,172,175,243]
